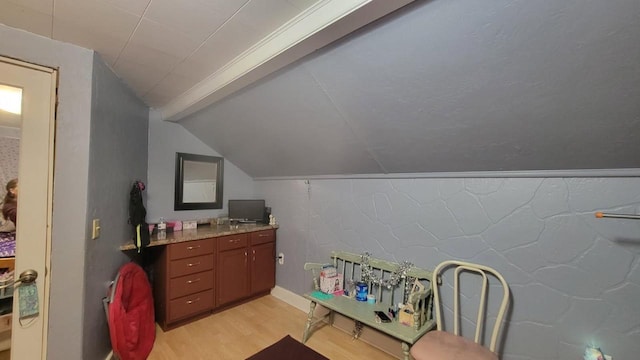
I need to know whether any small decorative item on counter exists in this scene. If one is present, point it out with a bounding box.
[173,220,182,231]
[367,294,376,304]
[269,214,276,226]
[183,220,197,230]
[157,217,166,240]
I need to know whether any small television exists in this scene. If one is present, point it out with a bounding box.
[228,199,266,223]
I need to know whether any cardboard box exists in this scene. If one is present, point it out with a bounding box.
[320,273,343,294]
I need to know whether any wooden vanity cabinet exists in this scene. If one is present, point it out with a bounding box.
[216,229,276,307]
[216,234,250,306]
[151,228,276,330]
[250,230,276,294]
[152,238,215,330]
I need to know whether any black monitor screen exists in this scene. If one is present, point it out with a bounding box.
[228,199,265,222]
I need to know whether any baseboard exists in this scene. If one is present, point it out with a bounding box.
[270,286,310,313]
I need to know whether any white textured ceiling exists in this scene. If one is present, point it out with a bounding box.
[0,0,320,107]
[0,0,411,120]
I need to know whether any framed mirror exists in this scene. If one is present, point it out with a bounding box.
[175,152,224,210]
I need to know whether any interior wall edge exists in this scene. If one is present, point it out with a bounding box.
[254,168,640,181]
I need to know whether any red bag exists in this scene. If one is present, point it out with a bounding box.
[106,262,155,360]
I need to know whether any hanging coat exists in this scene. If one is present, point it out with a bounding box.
[129,181,150,252]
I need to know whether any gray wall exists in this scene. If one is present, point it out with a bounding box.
[0,24,94,359]
[146,119,255,223]
[83,54,149,359]
[257,177,640,360]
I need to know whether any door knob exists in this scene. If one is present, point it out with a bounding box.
[0,269,38,290]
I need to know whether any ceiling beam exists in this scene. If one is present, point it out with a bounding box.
[154,0,415,122]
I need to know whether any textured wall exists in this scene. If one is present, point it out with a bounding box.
[83,54,149,359]
[146,120,255,223]
[0,23,95,360]
[256,177,640,360]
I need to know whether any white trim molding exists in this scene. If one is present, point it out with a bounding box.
[270,285,310,313]
[156,0,416,121]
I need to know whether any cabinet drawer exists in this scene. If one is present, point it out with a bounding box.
[169,270,214,300]
[168,289,214,322]
[169,254,214,278]
[0,314,11,333]
[250,230,275,245]
[169,239,214,260]
[218,234,248,251]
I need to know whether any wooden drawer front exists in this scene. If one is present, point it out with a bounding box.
[169,270,214,300]
[169,239,214,260]
[169,254,214,278]
[218,234,248,252]
[250,230,275,245]
[168,289,214,322]
[0,314,11,333]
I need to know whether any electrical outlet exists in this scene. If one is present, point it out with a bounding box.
[278,252,284,265]
[92,219,101,240]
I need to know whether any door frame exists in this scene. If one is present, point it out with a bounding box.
[0,55,55,360]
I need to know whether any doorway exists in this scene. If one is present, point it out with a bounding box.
[0,56,56,360]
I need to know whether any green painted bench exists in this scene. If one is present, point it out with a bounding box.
[302,251,436,360]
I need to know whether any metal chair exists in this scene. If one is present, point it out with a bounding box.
[410,260,510,360]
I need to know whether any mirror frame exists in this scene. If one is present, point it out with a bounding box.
[174,152,224,210]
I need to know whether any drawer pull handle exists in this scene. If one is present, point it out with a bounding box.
[186,278,201,284]
[259,234,269,237]
[228,239,240,243]
[186,298,200,305]
[187,262,201,267]
[187,245,201,250]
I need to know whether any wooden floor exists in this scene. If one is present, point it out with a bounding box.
[149,295,397,360]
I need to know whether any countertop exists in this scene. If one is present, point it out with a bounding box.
[120,223,279,251]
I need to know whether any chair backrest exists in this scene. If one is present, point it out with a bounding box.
[432,260,510,353]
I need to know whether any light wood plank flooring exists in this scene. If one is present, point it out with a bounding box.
[149,295,396,360]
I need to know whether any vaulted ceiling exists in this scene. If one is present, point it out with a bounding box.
[179,0,640,178]
[0,0,407,117]
[2,0,639,178]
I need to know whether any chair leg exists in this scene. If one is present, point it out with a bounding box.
[402,342,410,360]
[302,301,317,344]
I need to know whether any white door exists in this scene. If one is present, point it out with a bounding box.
[0,57,55,359]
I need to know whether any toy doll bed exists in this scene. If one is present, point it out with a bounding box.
[0,232,15,271]
[0,231,14,350]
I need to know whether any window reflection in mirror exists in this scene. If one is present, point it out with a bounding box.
[175,153,223,210]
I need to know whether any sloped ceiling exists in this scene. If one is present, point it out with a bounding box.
[178,0,640,178]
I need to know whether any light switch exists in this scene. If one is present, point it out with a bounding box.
[92,219,101,240]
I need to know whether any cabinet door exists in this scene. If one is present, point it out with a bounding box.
[217,248,249,306]
[250,241,276,294]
